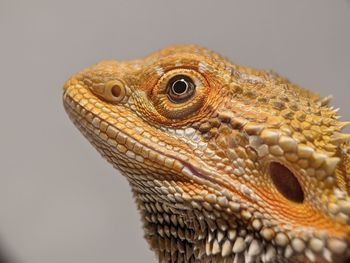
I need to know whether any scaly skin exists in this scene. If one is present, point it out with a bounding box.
[63,45,350,263]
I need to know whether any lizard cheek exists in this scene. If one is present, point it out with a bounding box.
[269,162,304,203]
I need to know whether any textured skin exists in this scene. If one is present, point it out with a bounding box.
[63,45,350,263]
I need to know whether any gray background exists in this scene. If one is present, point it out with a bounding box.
[0,1,349,262]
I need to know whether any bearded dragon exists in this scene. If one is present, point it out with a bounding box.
[63,45,350,263]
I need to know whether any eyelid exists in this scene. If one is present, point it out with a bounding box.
[156,68,207,94]
[193,78,204,87]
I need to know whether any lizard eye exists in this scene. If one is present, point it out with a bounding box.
[269,162,304,203]
[150,68,209,120]
[167,75,195,103]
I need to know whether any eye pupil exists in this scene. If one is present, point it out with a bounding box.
[172,79,188,95]
[269,162,304,203]
[167,75,195,103]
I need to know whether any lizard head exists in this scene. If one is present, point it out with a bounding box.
[63,45,350,263]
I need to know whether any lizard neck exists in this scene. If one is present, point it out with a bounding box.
[128,178,293,263]
[129,179,203,262]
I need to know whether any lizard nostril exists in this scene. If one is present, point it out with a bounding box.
[104,80,126,103]
[269,162,304,203]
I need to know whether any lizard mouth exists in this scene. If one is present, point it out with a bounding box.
[63,84,251,197]
[63,86,215,184]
